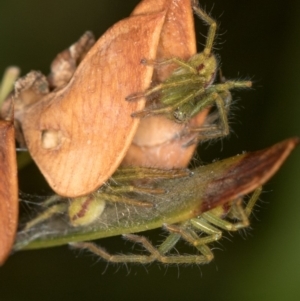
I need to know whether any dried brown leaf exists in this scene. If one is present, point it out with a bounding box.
[0,118,18,265]
[20,11,166,197]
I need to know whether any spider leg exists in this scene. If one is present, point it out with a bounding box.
[125,83,164,101]
[192,0,217,56]
[193,187,262,233]
[185,80,251,145]
[183,92,230,145]
[97,192,154,208]
[112,167,191,182]
[141,57,198,74]
[227,187,262,222]
[131,87,205,119]
[107,185,165,195]
[70,230,211,265]
[70,234,167,264]
[163,224,214,263]
[70,238,159,264]
[214,80,252,91]
[24,202,68,230]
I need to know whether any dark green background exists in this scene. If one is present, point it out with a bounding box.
[1,0,300,300]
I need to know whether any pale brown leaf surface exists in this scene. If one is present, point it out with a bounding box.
[0,119,18,265]
[20,11,166,197]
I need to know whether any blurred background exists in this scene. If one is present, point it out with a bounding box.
[0,0,300,300]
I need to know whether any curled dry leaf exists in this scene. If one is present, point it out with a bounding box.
[123,0,209,168]
[18,11,166,197]
[0,118,18,265]
[1,71,50,148]
[48,31,96,89]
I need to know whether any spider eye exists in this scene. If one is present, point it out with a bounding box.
[174,110,187,122]
[196,63,204,72]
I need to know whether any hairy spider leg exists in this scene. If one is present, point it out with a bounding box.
[185,80,252,145]
[192,0,217,56]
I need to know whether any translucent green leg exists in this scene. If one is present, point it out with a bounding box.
[70,236,163,264]
[164,224,214,263]
[41,194,65,207]
[70,231,212,264]
[157,233,181,254]
[192,187,262,233]
[97,192,154,208]
[192,0,217,56]
[71,237,153,264]
[23,203,68,230]
[107,185,165,195]
[184,93,230,145]
[131,88,203,118]
[141,57,199,73]
[185,80,252,145]
[227,187,262,222]
[112,167,191,182]
[214,80,252,92]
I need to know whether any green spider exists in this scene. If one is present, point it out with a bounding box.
[126,0,251,143]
